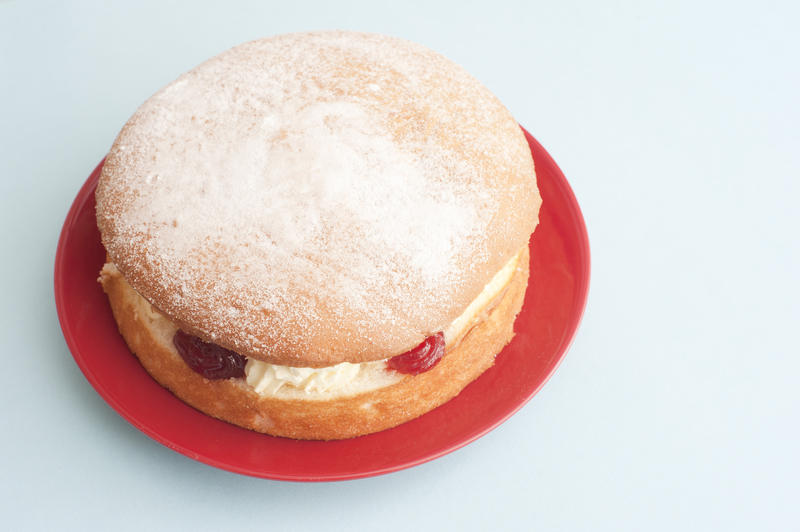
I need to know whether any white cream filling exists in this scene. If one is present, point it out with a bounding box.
[244,251,520,399]
[244,358,400,400]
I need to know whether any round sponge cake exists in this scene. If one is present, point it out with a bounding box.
[95,31,540,369]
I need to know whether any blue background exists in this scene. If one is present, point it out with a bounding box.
[1,1,798,530]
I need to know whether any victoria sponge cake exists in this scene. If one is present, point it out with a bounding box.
[95,31,541,440]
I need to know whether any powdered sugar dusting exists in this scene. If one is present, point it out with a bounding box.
[96,31,538,364]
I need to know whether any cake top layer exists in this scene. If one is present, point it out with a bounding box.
[96,31,539,366]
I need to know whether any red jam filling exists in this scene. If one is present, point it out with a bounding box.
[387,332,445,375]
[172,330,246,380]
[173,329,445,380]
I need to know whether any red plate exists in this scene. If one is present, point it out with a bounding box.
[54,128,590,481]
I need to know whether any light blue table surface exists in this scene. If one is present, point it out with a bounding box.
[2,1,798,530]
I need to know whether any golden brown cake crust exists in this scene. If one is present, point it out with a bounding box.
[96,31,540,368]
[99,247,529,440]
